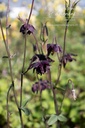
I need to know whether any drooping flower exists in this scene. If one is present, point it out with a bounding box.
[28,54,54,75]
[72,89,76,100]
[62,53,77,67]
[47,44,62,56]
[20,23,35,34]
[32,79,50,93]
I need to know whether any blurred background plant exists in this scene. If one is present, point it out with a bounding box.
[0,0,85,128]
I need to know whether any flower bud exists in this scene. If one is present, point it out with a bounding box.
[65,0,70,22]
[40,23,48,43]
[70,0,80,19]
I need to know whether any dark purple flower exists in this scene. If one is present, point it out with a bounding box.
[31,60,50,74]
[32,79,50,93]
[20,23,35,34]
[28,54,54,75]
[62,53,77,67]
[47,44,62,56]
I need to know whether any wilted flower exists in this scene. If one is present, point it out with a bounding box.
[28,54,54,75]
[47,44,62,56]
[20,23,35,34]
[72,89,76,100]
[32,79,50,93]
[62,53,77,67]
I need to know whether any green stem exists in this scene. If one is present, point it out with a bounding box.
[0,20,13,81]
[51,22,68,127]
[0,20,23,128]
[51,85,60,128]
[39,88,49,128]
[63,22,68,58]
[32,33,40,53]
[55,22,68,86]
[0,20,13,128]
[6,0,10,46]
[20,34,27,128]
[47,70,60,128]
[20,35,27,105]
[7,84,12,128]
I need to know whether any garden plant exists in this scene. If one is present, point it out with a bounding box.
[0,0,81,128]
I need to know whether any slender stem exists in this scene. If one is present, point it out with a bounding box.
[27,0,35,23]
[32,33,40,53]
[1,20,13,128]
[47,70,58,115]
[19,1,35,127]
[6,0,10,46]
[22,35,27,72]
[50,22,68,127]
[0,20,13,81]
[55,22,68,86]
[12,82,19,107]
[20,35,27,106]
[59,86,67,112]
[60,79,73,112]
[7,84,12,128]
[63,22,68,58]
[0,20,23,128]
[47,70,60,128]
[20,34,27,128]
[39,85,49,128]
[51,84,60,128]
[12,81,24,128]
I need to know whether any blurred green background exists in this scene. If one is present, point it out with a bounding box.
[0,0,85,128]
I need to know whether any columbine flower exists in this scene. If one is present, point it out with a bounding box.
[32,79,50,93]
[20,23,35,34]
[62,53,77,67]
[28,54,54,75]
[47,44,62,56]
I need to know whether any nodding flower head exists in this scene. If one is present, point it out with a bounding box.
[28,54,54,75]
[62,53,77,67]
[20,23,35,35]
[47,44,62,56]
[32,79,50,93]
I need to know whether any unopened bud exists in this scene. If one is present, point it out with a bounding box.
[65,0,70,22]
[70,0,80,20]
[40,23,48,43]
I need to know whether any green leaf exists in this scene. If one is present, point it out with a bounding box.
[72,0,80,9]
[47,114,58,126]
[20,107,31,116]
[58,114,67,122]
[23,99,30,107]
[70,0,80,19]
